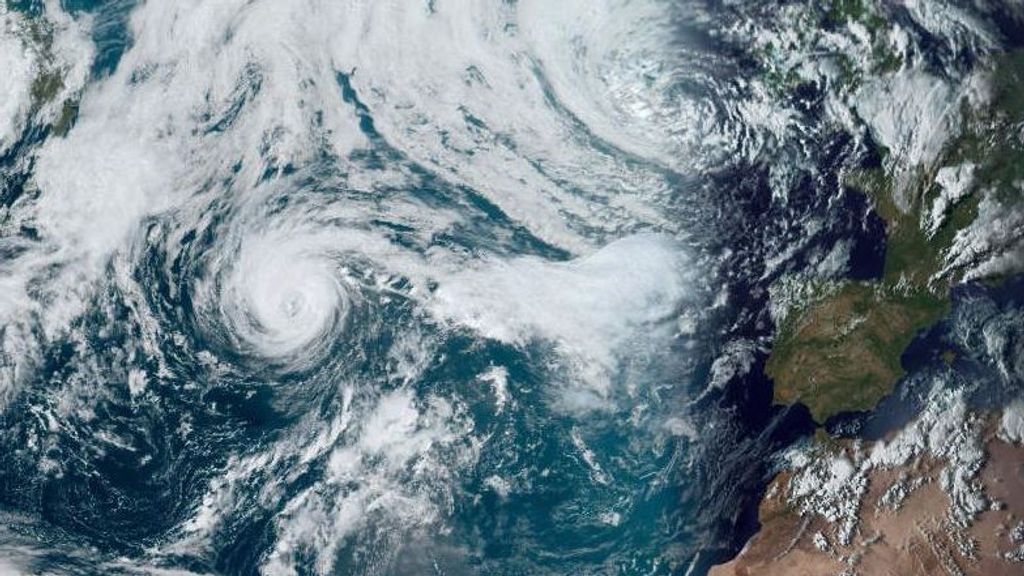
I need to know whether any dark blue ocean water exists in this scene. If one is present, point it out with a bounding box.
[2,1,1011,575]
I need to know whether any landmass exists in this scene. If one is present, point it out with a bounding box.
[767,45,1024,423]
[719,3,1024,574]
[711,406,1024,576]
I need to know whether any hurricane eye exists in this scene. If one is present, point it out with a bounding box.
[5,0,1015,574]
[199,232,356,373]
[280,291,305,319]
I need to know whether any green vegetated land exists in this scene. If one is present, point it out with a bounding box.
[768,49,1024,423]
[13,10,79,137]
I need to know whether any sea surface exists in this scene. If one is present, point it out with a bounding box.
[0,1,1011,575]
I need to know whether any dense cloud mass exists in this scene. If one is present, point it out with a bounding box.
[0,1,1022,575]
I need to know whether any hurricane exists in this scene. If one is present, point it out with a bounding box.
[3,0,1024,575]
